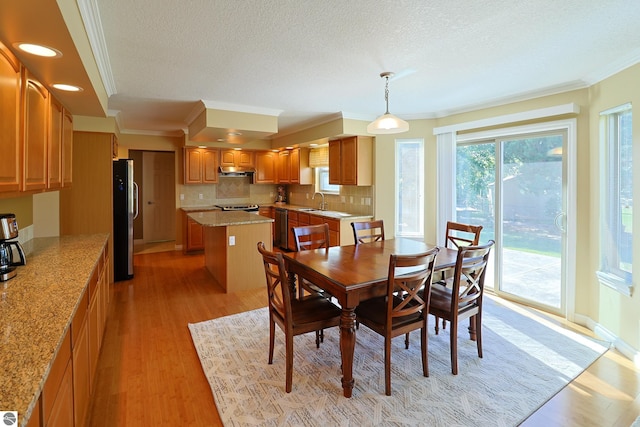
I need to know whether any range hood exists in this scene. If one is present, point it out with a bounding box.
[218,166,256,176]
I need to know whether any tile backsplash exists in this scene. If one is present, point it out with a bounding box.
[178,180,373,216]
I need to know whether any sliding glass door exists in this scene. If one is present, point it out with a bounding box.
[456,131,567,313]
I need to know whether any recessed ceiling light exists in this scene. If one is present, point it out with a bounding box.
[285,146,294,150]
[52,83,83,92]
[216,138,226,142]
[233,148,242,150]
[309,143,318,147]
[198,145,207,149]
[15,43,62,58]
[227,132,242,136]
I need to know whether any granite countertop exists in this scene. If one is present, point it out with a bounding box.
[0,234,109,424]
[182,204,372,220]
[270,204,373,220]
[188,210,274,227]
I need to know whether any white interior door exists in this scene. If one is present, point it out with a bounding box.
[142,151,176,242]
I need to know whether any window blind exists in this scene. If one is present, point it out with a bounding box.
[309,146,329,167]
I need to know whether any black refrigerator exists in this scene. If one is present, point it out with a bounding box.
[113,159,138,281]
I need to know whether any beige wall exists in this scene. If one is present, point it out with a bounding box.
[372,67,639,356]
[587,63,640,351]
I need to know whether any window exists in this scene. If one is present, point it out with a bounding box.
[315,167,339,194]
[396,139,424,237]
[597,103,633,295]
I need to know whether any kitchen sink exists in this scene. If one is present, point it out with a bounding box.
[297,208,318,212]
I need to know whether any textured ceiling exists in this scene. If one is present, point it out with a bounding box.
[6,1,640,139]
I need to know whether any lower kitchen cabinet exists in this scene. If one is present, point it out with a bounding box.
[183,210,208,253]
[42,330,73,427]
[32,242,109,427]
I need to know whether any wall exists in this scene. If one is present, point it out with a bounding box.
[372,69,640,359]
[588,63,640,355]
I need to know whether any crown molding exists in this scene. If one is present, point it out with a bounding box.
[77,0,117,96]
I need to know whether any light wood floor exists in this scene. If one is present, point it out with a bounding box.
[87,249,640,426]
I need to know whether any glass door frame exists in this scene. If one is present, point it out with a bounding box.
[439,119,577,319]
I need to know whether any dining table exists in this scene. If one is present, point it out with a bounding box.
[282,237,459,398]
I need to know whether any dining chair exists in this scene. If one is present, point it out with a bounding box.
[292,223,332,299]
[257,242,341,393]
[434,221,484,333]
[351,220,385,245]
[355,247,439,395]
[428,240,494,375]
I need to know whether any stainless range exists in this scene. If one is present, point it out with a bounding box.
[215,203,259,212]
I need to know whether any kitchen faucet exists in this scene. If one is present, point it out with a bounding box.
[312,192,327,211]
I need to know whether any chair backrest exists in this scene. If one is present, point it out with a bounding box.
[449,240,494,316]
[385,247,440,326]
[257,242,292,322]
[445,221,483,249]
[292,223,330,251]
[351,220,385,245]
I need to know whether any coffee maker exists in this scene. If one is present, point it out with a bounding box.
[0,213,26,281]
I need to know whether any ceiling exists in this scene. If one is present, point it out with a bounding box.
[3,0,640,143]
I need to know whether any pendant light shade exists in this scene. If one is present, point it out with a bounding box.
[367,72,409,135]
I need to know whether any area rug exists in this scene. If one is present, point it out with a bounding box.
[188,297,608,427]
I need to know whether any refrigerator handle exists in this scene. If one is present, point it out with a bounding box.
[133,181,140,219]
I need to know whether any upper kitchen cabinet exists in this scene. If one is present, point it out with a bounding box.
[289,147,312,185]
[255,150,277,184]
[277,148,312,184]
[0,42,21,194]
[62,109,73,187]
[220,149,255,168]
[328,136,372,186]
[184,147,219,184]
[22,69,49,192]
[48,97,63,189]
[277,150,290,183]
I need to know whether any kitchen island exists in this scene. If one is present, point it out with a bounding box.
[188,210,273,293]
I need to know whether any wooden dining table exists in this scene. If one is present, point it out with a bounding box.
[282,237,458,398]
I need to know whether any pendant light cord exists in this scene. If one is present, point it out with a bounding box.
[384,76,390,114]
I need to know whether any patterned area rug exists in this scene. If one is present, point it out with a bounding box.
[188,297,608,426]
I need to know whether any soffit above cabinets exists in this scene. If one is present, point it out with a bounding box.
[187,101,280,145]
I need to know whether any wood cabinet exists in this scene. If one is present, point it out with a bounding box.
[0,42,73,197]
[255,151,278,184]
[277,148,312,184]
[258,206,275,239]
[287,210,298,251]
[289,148,312,184]
[72,290,90,427]
[0,42,21,194]
[277,150,290,184]
[184,147,219,184]
[220,149,255,168]
[182,210,212,253]
[62,109,73,187]
[22,69,49,192]
[309,214,340,247]
[288,210,340,249]
[48,98,63,189]
[42,330,73,427]
[328,136,373,186]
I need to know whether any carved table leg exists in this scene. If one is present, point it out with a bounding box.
[340,307,356,398]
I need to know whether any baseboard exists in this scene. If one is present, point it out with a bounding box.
[574,312,640,367]
[174,244,183,251]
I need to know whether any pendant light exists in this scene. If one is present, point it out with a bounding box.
[367,72,409,134]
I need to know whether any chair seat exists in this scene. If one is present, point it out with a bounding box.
[291,294,342,326]
[429,286,476,314]
[356,295,423,330]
